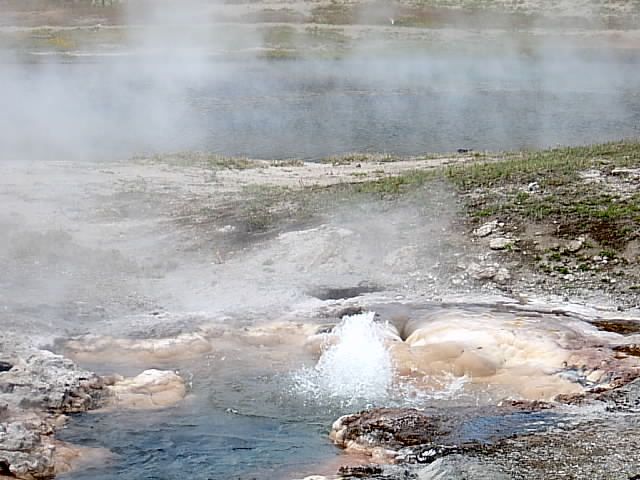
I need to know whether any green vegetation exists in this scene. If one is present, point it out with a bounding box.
[440,142,640,248]
[261,26,297,48]
[238,184,316,234]
[168,142,640,258]
[258,24,350,59]
[336,142,640,200]
[5,27,128,54]
[321,152,397,166]
[301,140,637,288]
[444,142,640,189]
[325,141,640,255]
[599,248,618,259]
[136,152,261,170]
[269,159,305,168]
[345,169,435,195]
[310,2,355,25]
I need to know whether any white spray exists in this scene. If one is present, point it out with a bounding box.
[292,312,394,407]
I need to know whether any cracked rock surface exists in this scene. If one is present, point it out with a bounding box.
[0,342,105,479]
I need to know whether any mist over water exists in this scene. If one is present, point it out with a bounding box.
[195,54,640,159]
[2,0,640,161]
[1,51,640,160]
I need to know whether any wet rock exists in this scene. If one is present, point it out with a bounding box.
[553,392,586,405]
[396,445,470,465]
[0,362,13,373]
[338,464,384,478]
[53,441,112,476]
[591,319,640,335]
[311,284,382,301]
[390,306,609,401]
[0,344,107,479]
[598,377,640,412]
[473,221,498,238]
[0,418,56,479]
[336,464,419,480]
[416,455,509,480]
[332,306,365,319]
[489,237,513,250]
[497,399,553,411]
[0,349,104,414]
[614,344,640,357]
[480,414,640,479]
[329,406,558,477]
[0,417,104,480]
[330,408,448,457]
[105,369,186,410]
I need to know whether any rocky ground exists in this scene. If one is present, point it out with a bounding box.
[0,339,186,478]
[1,142,639,478]
[1,3,639,477]
[312,377,640,479]
[447,143,640,310]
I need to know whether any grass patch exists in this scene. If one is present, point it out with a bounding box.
[310,3,355,25]
[321,141,640,252]
[269,159,305,168]
[258,24,350,58]
[238,184,317,234]
[321,152,400,166]
[168,141,639,255]
[234,165,438,233]
[599,249,618,259]
[337,169,436,196]
[135,152,262,170]
[443,141,640,250]
[45,33,76,50]
[262,25,297,48]
[444,142,640,190]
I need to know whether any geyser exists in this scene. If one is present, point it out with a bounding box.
[293,312,394,407]
[299,305,640,404]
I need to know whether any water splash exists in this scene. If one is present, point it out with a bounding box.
[292,312,394,407]
[395,372,471,407]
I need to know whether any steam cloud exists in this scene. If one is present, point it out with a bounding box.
[0,1,639,161]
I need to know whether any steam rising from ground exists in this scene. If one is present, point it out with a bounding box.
[0,0,239,160]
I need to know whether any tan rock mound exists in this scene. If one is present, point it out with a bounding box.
[104,369,186,410]
[64,333,212,365]
[54,441,112,476]
[307,306,640,402]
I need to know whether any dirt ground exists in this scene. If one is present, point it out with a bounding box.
[2,149,637,348]
[0,155,468,341]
